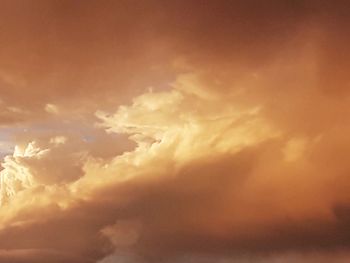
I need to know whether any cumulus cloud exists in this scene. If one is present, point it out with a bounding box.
[1,1,350,263]
[1,68,350,262]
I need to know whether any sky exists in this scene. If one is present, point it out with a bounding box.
[1,0,350,262]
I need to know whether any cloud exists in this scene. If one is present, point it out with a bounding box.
[1,1,350,263]
[45,104,59,115]
[0,249,94,263]
[0,67,348,262]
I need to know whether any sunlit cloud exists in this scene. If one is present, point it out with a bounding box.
[1,1,350,263]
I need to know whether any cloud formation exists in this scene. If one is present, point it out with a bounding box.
[1,1,350,262]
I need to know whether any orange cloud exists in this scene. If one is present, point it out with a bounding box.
[1,1,350,263]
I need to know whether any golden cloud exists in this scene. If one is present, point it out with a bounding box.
[1,1,350,263]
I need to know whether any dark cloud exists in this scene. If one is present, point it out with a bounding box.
[0,0,348,114]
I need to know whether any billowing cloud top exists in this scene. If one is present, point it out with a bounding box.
[1,1,350,262]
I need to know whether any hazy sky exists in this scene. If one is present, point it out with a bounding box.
[1,1,350,262]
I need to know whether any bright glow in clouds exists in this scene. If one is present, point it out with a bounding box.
[1,1,350,263]
[1,63,350,262]
[0,142,49,205]
[0,74,282,263]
